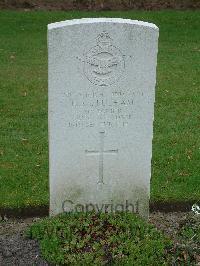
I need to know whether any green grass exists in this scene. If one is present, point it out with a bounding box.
[0,11,199,209]
[27,212,173,265]
[27,212,200,265]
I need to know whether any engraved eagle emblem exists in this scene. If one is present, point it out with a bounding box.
[79,31,125,86]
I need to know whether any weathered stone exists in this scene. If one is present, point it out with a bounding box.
[48,18,159,218]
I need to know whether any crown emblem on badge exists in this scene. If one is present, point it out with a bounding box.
[97,31,112,47]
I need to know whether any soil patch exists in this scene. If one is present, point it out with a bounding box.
[0,0,200,11]
[0,218,49,265]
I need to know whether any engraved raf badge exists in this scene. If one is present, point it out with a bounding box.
[79,31,125,86]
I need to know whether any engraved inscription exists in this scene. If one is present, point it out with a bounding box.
[83,32,125,86]
[85,131,118,184]
[65,89,145,129]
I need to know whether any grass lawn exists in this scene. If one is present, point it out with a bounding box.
[0,10,199,209]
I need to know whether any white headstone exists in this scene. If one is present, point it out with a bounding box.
[48,18,159,219]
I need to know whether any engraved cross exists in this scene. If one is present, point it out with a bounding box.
[85,131,118,184]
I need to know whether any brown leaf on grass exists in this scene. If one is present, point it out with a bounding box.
[21,138,28,144]
[0,162,15,169]
[179,171,189,177]
[194,254,200,262]
[183,251,188,261]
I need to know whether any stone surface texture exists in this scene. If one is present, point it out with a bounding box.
[48,18,159,218]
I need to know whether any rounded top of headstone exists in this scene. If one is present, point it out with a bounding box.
[48,18,158,31]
